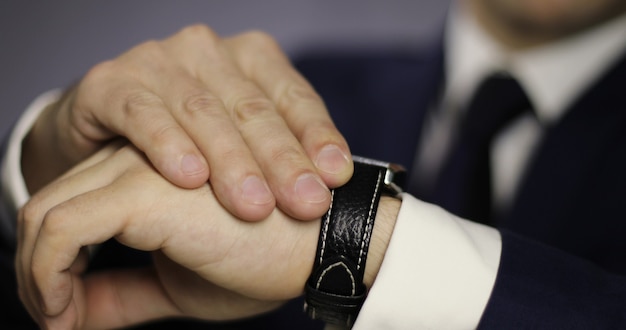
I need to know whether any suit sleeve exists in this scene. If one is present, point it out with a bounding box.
[0,90,61,248]
[478,230,626,329]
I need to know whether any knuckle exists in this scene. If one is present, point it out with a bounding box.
[19,202,41,229]
[123,91,163,119]
[180,24,220,45]
[183,92,224,117]
[127,40,167,66]
[149,123,183,147]
[239,30,279,51]
[41,206,70,236]
[291,122,336,145]
[302,122,344,148]
[277,85,321,111]
[83,60,116,84]
[306,120,338,136]
[233,97,275,123]
[270,145,306,165]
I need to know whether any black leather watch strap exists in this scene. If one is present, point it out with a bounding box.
[305,156,404,327]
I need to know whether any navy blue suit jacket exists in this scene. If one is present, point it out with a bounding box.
[296,43,626,328]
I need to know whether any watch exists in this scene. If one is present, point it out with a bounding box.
[304,155,405,327]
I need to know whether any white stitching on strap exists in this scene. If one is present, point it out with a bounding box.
[318,190,335,264]
[315,261,356,295]
[357,170,382,270]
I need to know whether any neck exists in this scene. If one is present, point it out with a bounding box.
[467,0,541,50]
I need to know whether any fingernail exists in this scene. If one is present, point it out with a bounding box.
[180,154,206,175]
[295,173,329,203]
[315,145,350,175]
[241,176,273,205]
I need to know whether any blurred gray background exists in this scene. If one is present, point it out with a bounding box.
[0,0,449,137]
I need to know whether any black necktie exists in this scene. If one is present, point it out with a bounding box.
[430,73,532,224]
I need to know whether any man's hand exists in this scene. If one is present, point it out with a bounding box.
[17,144,319,329]
[21,25,352,221]
[17,143,399,329]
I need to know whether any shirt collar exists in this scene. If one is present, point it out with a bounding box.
[444,2,626,125]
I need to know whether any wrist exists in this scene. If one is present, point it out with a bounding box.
[21,88,86,193]
[363,196,400,289]
[304,156,404,327]
[21,101,64,193]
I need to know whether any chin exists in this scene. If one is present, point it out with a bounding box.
[482,0,626,39]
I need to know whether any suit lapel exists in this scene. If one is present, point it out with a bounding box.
[501,50,626,240]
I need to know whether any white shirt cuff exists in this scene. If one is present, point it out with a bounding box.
[0,90,62,243]
[353,194,501,329]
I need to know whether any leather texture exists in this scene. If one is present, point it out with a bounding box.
[305,159,389,327]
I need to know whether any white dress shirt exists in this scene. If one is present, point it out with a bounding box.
[1,3,626,329]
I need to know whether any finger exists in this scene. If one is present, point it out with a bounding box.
[159,78,278,221]
[20,143,131,268]
[29,181,173,316]
[17,145,135,319]
[55,139,126,182]
[131,38,276,220]
[166,26,331,220]
[225,31,353,187]
[75,54,209,189]
[36,267,179,330]
[30,188,126,317]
